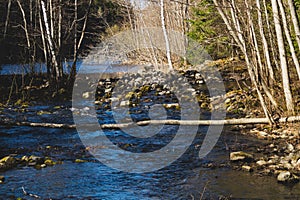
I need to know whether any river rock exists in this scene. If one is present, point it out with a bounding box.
[120,101,130,107]
[257,131,268,139]
[82,92,90,99]
[0,156,17,170]
[256,160,267,166]
[287,143,294,152]
[0,176,4,183]
[163,103,180,109]
[21,155,29,162]
[277,171,291,182]
[40,164,47,168]
[242,165,252,172]
[28,155,43,166]
[230,151,254,162]
[74,159,87,163]
[44,159,55,166]
[0,156,17,166]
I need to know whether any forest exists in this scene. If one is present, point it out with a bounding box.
[1,0,300,120]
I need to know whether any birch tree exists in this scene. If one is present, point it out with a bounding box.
[160,0,173,70]
[212,0,300,120]
[41,0,60,82]
[271,0,294,114]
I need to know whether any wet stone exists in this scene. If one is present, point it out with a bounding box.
[230,151,254,162]
[277,171,291,182]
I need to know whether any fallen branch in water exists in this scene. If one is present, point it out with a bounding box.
[22,186,41,199]
[14,121,76,129]
[1,116,300,129]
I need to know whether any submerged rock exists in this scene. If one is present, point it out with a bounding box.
[230,151,254,162]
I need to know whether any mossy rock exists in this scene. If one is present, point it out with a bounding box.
[200,102,209,110]
[140,85,151,93]
[21,156,29,162]
[58,88,66,94]
[28,155,44,164]
[44,159,56,166]
[0,156,17,169]
[37,110,51,115]
[14,100,29,108]
[74,159,87,163]
[125,91,136,99]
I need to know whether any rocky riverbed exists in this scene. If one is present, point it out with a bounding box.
[1,61,300,198]
[228,124,300,184]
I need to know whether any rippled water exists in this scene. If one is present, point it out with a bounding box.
[1,104,300,199]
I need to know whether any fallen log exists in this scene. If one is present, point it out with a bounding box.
[1,116,300,129]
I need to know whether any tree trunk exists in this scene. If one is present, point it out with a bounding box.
[3,116,300,129]
[4,0,12,38]
[17,0,31,49]
[278,0,300,81]
[160,0,173,71]
[256,0,274,82]
[271,0,294,115]
[288,0,300,52]
[41,0,60,83]
[58,0,63,76]
[70,0,92,79]
[38,0,49,76]
[263,0,279,71]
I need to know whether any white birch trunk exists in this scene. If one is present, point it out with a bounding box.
[271,0,294,114]
[38,0,48,73]
[263,0,279,70]
[160,0,173,71]
[278,0,300,81]
[17,0,31,49]
[41,0,60,81]
[256,0,274,82]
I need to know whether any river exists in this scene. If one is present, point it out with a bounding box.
[1,65,300,199]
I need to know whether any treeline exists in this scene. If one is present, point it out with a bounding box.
[0,0,130,85]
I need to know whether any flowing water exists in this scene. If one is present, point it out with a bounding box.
[1,103,300,200]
